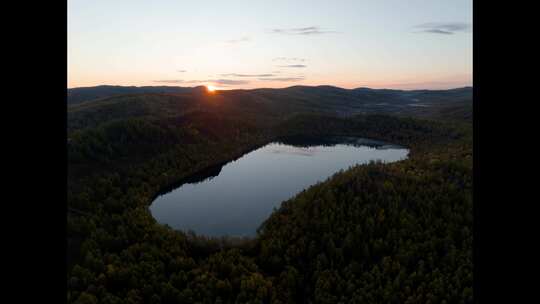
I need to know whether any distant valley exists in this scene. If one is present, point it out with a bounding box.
[68,85,472,133]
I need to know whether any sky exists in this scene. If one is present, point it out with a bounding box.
[68,0,472,90]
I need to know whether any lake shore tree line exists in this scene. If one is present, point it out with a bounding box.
[67,106,472,303]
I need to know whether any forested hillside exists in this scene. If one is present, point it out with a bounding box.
[256,141,472,303]
[67,90,472,303]
[68,85,472,121]
[67,85,194,105]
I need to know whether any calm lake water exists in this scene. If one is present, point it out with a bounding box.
[150,136,408,237]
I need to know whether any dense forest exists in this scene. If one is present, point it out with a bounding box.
[67,90,472,303]
[68,85,472,120]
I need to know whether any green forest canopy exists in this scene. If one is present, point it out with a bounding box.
[67,92,472,303]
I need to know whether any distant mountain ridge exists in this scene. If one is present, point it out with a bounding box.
[68,84,472,106]
[67,85,197,105]
[67,85,472,132]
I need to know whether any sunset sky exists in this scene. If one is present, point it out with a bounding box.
[68,0,472,90]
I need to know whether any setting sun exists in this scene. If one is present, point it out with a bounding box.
[67,1,473,301]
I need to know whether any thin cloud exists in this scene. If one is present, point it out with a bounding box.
[424,29,453,35]
[220,73,275,77]
[269,26,338,35]
[177,70,187,72]
[414,22,471,35]
[258,77,305,82]
[212,79,249,85]
[153,80,185,84]
[272,57,306,62]
[225,36,251,44]
[153,79,249,85]
[276,64,307,68]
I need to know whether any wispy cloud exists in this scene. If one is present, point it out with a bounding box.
[277,64,307,68]
[225,36,251,44]
[153,79,249,85]
[211,79,250,85]
[219,73,275,77]
[272,57,306,62]
[269,26,338,35]
[177,70,187,73]
[258,77,305,82]
[414,22,471,35]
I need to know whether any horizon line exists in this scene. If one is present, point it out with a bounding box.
[67,83,473,91]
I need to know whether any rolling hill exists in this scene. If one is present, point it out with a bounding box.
[67,85,196,105]
[67,84,473,303]
[68,85,472,133]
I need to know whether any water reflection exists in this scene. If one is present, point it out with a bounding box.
[150,136,408,237]
[269,146,322,157]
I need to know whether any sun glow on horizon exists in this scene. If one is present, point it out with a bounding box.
[68,1,472,91]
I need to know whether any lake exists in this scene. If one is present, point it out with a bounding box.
[150,136,409,237]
